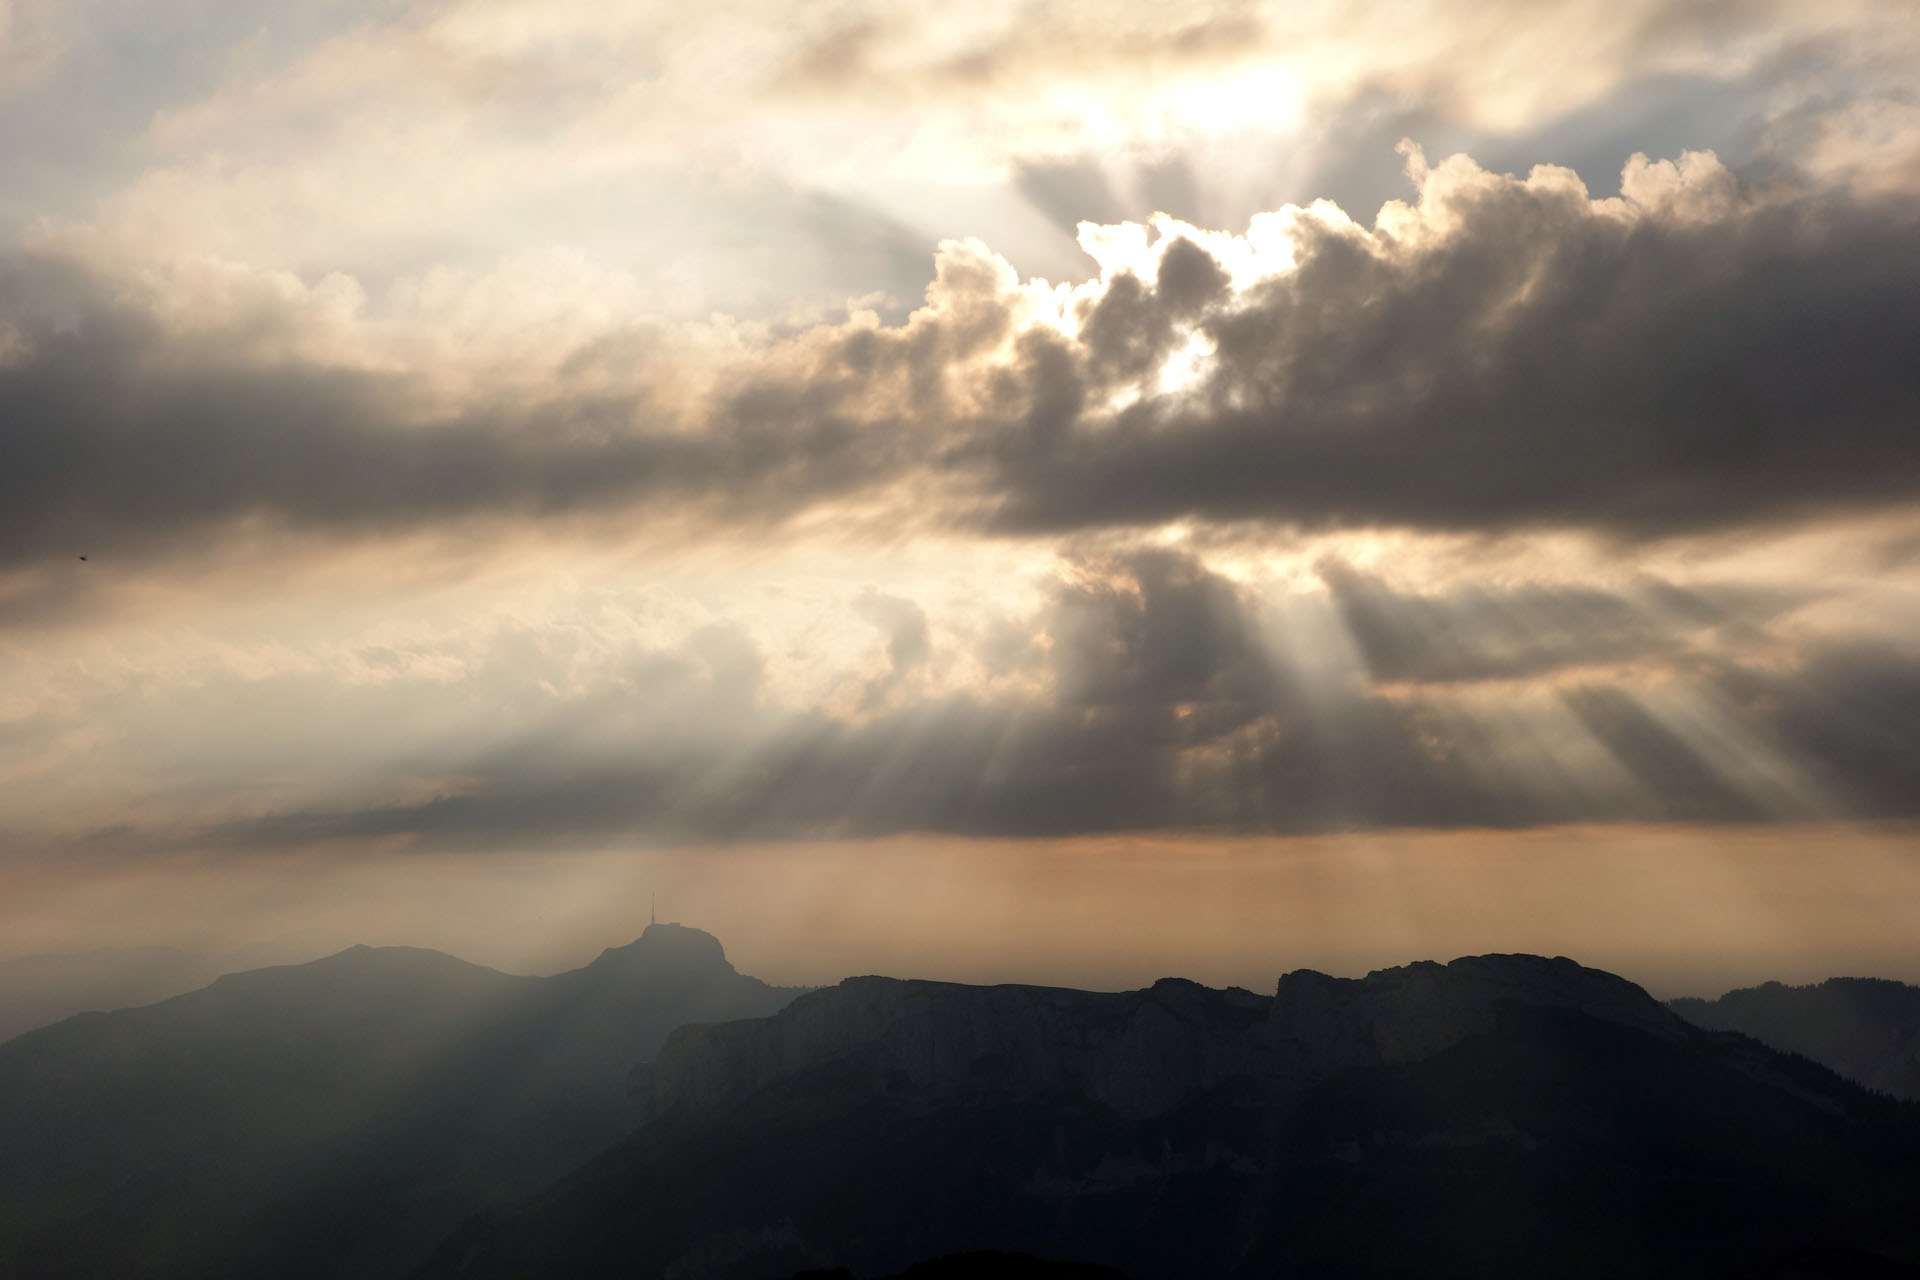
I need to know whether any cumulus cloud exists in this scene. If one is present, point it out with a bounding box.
[9,0,1920,975]
[7,142,1920,600]
[698,144,1920,542]
[3,112,1919,853]
[964,148,1920,537]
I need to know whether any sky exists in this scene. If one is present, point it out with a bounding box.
[2,0,1919,994]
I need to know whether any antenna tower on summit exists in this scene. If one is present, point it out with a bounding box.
[651,891,657,927]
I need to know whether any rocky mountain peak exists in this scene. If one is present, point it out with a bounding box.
[586,922,733,977]
[1270,953,1685,1071]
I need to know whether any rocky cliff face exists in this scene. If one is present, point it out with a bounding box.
[637,975,1271,1119]
[637,953,1686,1121]
[1269,953,1687,1071]
[436,953,1920,1280]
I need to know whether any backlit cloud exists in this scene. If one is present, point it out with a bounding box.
[1,0,1918,980]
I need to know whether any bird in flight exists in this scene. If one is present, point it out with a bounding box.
[78,555,88,561]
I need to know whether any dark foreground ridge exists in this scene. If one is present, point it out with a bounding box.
[423,954,1920,1279]
[0,923,807,1280]
[796,1251,1133,1279]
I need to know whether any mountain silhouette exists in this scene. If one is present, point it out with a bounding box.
[421,955,1920,1280]
[0,945,299,1045]
[795,1252,1133,1279]
[1671,977,1920,1102]
[0,923,805,1280]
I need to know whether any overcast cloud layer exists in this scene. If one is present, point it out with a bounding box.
[1,0,1918,879]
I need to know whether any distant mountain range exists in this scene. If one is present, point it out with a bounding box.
[0,923,806,1280]
[7,933,1920,1279]
[1671,978,1920,1101]
[0,944,304,1044]
[796,1254,1132,1279]
[424,957,1920,1280]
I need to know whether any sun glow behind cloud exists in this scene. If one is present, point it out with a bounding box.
[3,506,1906,858]
[2,0,1920,984]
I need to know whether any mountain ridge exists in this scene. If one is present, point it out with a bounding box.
[1671,975,1920,1101]
[0,923,808,1280]
[634,952,1688,1124]
[433,951,1920,1280]
[11,934,1920,1280]
[0,944,305,1045]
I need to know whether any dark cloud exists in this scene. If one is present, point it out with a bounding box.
[202,551,1291,848]
[973,166,1920,539]
[1047,549,1276,715]
[1560,684,1764,822]
[1319,561,1805,686]
[151,550,1915,853]
[662,149,1920,548]
[1715,641,1920,819]
[0,257,886,584]
[8,147,1920,598]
